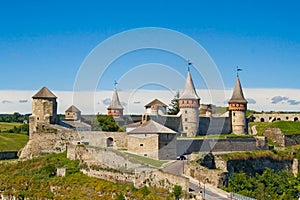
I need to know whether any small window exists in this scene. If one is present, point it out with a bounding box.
[185,118,187,122]
[233,112,235,116]
[185,110,187,114]
[140,144,144,146]
[37,117,39,120]
[185,127,188,130]
[144,154,147,157]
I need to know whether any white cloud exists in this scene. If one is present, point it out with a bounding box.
[0,88,300,114]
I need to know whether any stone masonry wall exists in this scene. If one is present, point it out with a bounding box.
[68,144,190,192]
[177,137,268,156]
[19,125,79,160]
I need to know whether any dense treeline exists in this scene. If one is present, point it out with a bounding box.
[0,112,29,123]
[226,168,300,199]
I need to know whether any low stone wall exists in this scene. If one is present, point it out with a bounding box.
[265,128,285,146]
[0,151,18,160]
[265,127,300,146]
[82,168,135,184]
[177,137,268,155]
[285,134,300,146]
[135,169,189,192]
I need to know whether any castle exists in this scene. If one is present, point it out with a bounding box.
[19,68,263,162]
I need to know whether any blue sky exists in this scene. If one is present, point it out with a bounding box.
[1,0,300,91]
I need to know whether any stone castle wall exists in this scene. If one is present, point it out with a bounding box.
[177,137,268,156]
[265,127,300,147]
[0,151,18,160]
[68,144,189,192]
[199,117,231,135]
[252,113,300,122]
[78,131,127,148]
[19,125,79,160]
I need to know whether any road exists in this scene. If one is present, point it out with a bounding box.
[163,160,230,200]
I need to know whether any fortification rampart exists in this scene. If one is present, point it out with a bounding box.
[177,137,268,156]
[252,113,300,122]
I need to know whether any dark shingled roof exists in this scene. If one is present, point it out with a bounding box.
[108,89,123,110]
[128,120,177,134]
[229,77,247,104]
[179,70,200,100]
[65,105,81,113]
[144,99,167,107]
[32,87,57,99]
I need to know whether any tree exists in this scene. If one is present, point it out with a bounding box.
[168,91,180,115]
[172,185,182,200]
[96,115,120,132]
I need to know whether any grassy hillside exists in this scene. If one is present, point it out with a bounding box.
[0,133,29,151]
[250,121,300,136]
[0,122,29,151]
[0,153,171,199]
[0,122,25,132]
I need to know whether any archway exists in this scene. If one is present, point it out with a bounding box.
[107,137,114,147]
[260,118,265,122]
[294,117,299,122]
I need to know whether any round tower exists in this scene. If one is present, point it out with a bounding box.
[107,88,124,117]
[179,69,200,137]
[228,76,248,134]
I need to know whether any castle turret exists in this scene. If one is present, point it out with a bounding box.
[228,76,248,134]
[65,105,81,121]
[107,88,124,117]
[178,69,200,137]
[30,87,58,134]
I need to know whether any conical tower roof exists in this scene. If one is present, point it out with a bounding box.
[229,77,247,104]
[179,70,200,100]
[32,86,57,99]
[66,105,81,113]
[108,89,123,110]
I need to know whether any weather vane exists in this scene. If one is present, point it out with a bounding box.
[236,66,242,77]
[187,60,192,71]
[114,80,118,89]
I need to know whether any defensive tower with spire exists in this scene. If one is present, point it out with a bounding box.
[178,64,200,137]
[228,70,248,134]
[107,81,124,117]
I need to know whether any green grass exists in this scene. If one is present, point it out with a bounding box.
[250,121,300,136]
[0,132,29,151]
[0,152,170,199]
[219,149,293,161]
[125,152,168,167]
[0,122,24,132]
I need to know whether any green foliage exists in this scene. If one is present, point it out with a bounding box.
[0,153,171,199]
[172,185,182,198]
[167,91,180,115]
[215,106,228,114]
[0,112,29,123]
[220,150,293,161]
[0,122,29,134]
[226,168,300,199]
[95,115,121,132]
